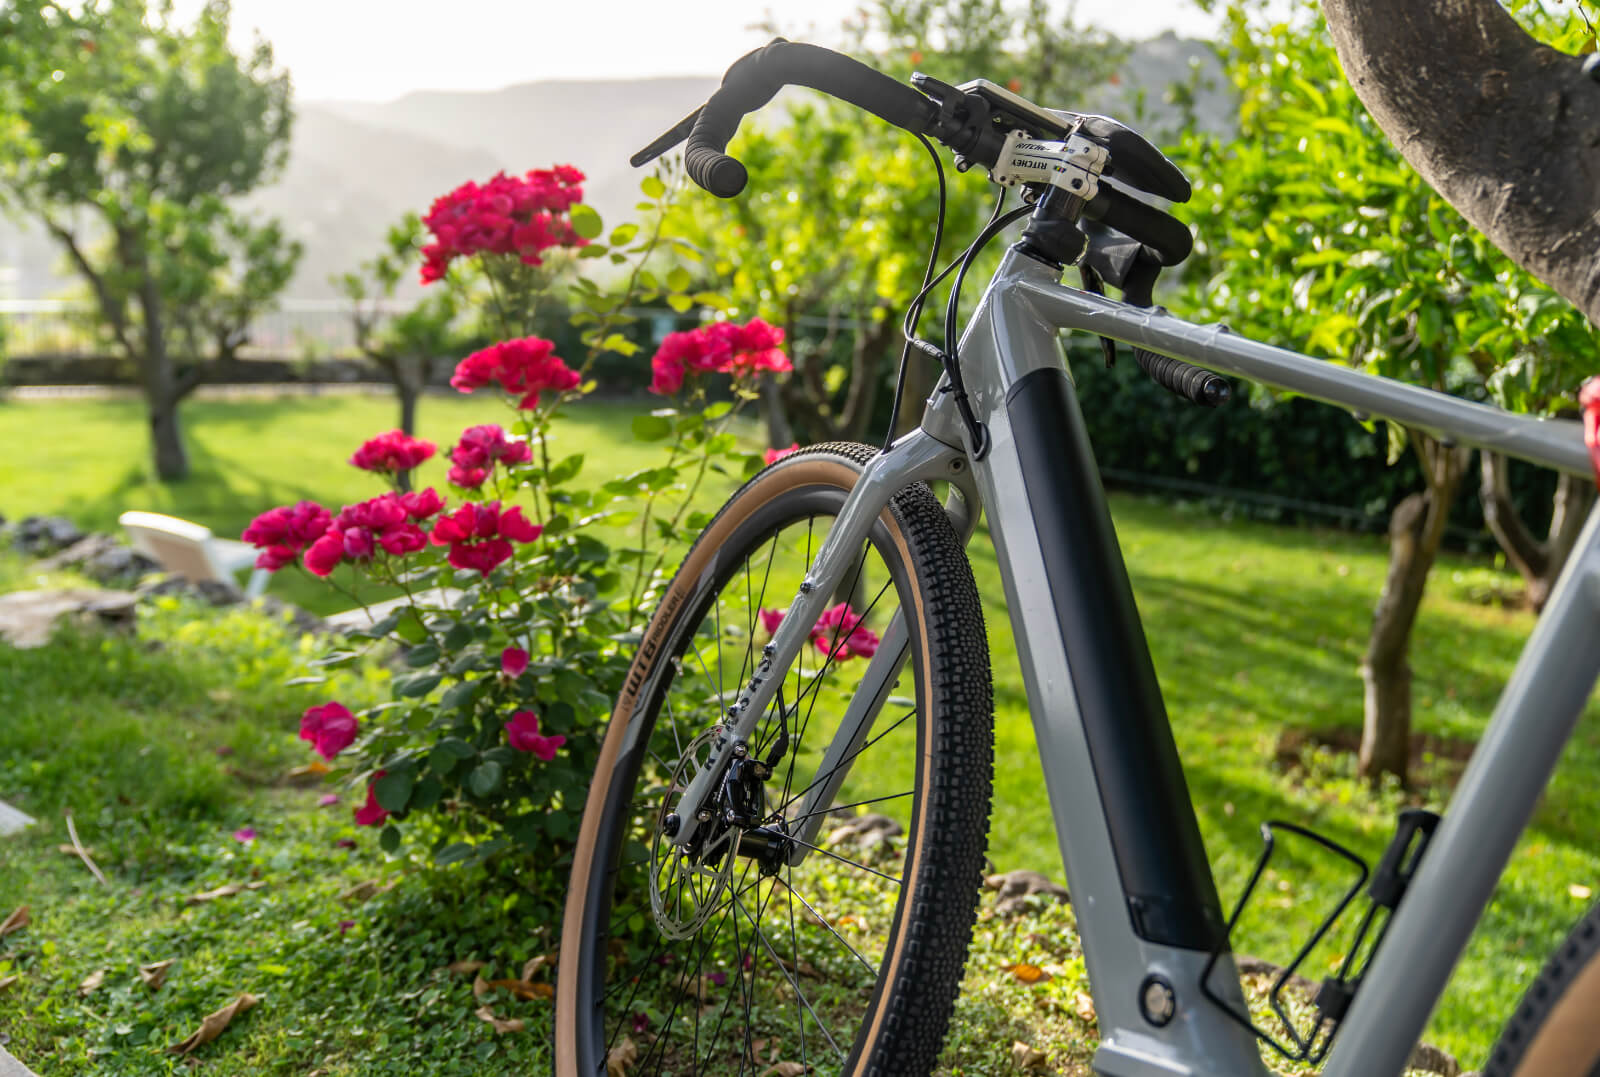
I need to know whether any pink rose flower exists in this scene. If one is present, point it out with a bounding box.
[318,793,340,807]
[810,603,881,661]
[300,701,358,760]
[501,647,529,678]
[759,608,785,634]
[350,430,437,474]
[764,443,800,465]
[233,827,256,844]
[354,771,390,827]
[504,709,565,761]
[242,500,334,571]
[429,501,542,575]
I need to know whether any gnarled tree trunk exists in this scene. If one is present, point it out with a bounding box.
[1481,450,1597,610]
[1360,432,1470,782]
[1320,0,1600,324]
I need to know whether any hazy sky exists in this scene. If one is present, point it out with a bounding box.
[169,0,1221,102]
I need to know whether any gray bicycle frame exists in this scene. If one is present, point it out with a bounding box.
[670,246,1600,1076]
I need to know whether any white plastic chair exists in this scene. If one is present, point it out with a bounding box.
[118,511,271,599]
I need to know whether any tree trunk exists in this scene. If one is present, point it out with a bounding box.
[135,273,189,482]
[894,356,939,439]
[759,373,794,449]
[395,358,423,437]
[148,392,189,482]
[1480,451,1597,610]
[1319,0,1600,323]
[1359,434,1469,782]
[1545,471,1598,602]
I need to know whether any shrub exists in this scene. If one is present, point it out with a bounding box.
[241,166,787,876]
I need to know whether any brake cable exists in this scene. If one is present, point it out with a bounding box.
[882,132,949,453]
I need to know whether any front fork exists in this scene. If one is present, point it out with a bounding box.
[663,426,981,856]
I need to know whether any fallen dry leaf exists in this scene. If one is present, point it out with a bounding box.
[446,959,486,975]
[1005,963,1051,985]
[472,972,490,999]
[1010,1040,1050,1071]
[184,882,266,905]
[474,1005,526,1034]
[758,1063,806,1077]
[521,953,555,980]
[169,993,259,1055]
[481,977,550,1001]
[0,975,18,993]
[0,905,29,938]
[607,1034,638,1077]
[1570,883,1592,900]
[287,759,332,780]
[139,960,175,991]
[1074,990,1097,1022]
[57,844,95,858]
[339,880,388,904]
[78,969,105,996]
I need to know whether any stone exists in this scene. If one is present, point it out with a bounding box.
[135,576,244,606]
[825,813,904,852]
[6,515,85,557]
[0,589,139,648]
[984,869,1071,917]
[39,534,159,588]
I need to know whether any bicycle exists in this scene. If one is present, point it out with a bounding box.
[554,40,1600,1077]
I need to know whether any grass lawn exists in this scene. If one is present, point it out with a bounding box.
[2,393,1597,1071]
[0,392,682,615]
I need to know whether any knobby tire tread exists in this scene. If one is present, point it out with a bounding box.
[560,441,994,1077]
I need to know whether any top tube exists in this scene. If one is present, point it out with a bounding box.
[1015,274,1593,479]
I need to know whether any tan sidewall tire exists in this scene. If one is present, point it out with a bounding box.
[555,444,992,1077]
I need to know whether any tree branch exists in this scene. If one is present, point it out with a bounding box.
[1320,0,1600,323]
[44,219,136,359]
[1479,450,1549,578]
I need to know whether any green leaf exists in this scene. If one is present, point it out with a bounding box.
[666,293,695,313]
[410,775,443,812]
[380,825,401,853]
[640,175,667,200]
[433,842,475,866]
[440,679,478,711]
[601,333,641,357]
[609,223,639,246]
[632,414,673,441]
[666,266,692,292]
[570,203,604,240]
[374,770,416,812]
[404,641,440,668]
[704,401,733,420]
[397,673,442,698]
[468,760,504,798]
[434,737,477,760]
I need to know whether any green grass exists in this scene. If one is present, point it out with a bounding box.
[0,392,680,614]
[2,393,1597,1071]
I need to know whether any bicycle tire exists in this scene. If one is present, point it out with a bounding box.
[1484,900,1600,1076]
[556,441,993,1077]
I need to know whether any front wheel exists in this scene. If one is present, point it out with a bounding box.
[556,442,994,1077]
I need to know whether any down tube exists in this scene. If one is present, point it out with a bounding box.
[954,254,1267,1076]
[1323,506,1600,1076]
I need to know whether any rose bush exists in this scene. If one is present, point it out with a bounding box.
[244,165,790,872]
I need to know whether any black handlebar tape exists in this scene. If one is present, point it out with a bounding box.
[685,39,939,197]
[1083,183,1194,266]
[1133,348,1231,407]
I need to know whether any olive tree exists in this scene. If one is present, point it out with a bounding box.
[0,0,299,480]
[1176,2,1596,782]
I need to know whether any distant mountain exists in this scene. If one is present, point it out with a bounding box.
[0,37,1228,301]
